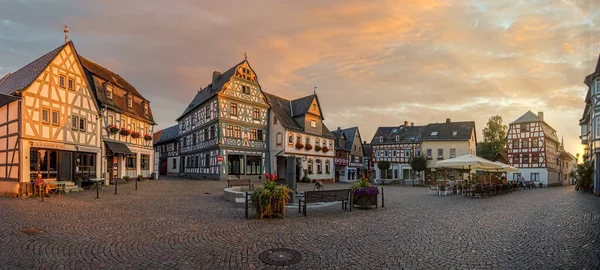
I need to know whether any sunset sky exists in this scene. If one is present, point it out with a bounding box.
[1,0,599,157]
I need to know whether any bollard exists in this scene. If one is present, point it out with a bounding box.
[41,184,45,202]
[381,187,385,208]
[135,178,138,191]
[96,181,100,199]
[245,192,249,219]
[114,178,118,195]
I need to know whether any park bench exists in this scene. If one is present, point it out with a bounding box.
[299,189,351,216]
[228,179,253,190]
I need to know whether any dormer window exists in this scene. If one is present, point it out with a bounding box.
[127,94,133,108]
[106,84,113,99]
[379,136,384,143]
[395,135,400,142]
[143,102,149,115]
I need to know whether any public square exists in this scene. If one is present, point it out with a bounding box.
[0,179,599,269]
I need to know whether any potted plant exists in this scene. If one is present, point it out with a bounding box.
[123,176,130,182]
[119,128,131,136]
[305,143,313,150]
[295,142,304,149]
[107,124,119,134]
[322,146,329,153]
[315,145,322,151]
[351,177,380,209]
[250,178,292,219]
[144,134,153,141]
[131,131,141,139]
[302,169,310,183]
[137,174,143,182]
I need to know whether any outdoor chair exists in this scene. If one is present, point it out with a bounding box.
[438,185,451,196]
[428,185,438,195]
[473,185,485,198]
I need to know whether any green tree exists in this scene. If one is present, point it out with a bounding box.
[575,160,593,191]
[478,115,508,160]
[377,161,390,180]
[410,156,429,186]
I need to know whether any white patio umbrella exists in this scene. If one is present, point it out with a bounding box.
[493,162,519,172]
[436,154,503,183]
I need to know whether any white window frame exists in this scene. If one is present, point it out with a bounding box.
[106,84,113,99]
[310,120,317,128]
[596,117,600,139]
[51,110,59,126]
[595,78,600,94]
[79,118,87,132]
[404,149,410,157]
[450,148,456,158]
[72,116,79,130]
[127,95,133,108]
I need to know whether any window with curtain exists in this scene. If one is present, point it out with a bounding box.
[246,156,261,175]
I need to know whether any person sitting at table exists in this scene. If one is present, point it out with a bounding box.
[34,173,50,197]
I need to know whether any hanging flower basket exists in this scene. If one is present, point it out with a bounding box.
[322,147,330,153]
[295,142,304,149]
[305,143,313,150]
[131,131,141,139]
[143,134,153,141]
[315,145,322,151]
[119,128,131,136]
[107,124,119,134]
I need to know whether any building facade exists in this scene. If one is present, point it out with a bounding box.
[80,56,156,183]
[0,42,103,196]
[580,55,599,192]
[177,60,269,180]
[154,125,180,177]
[506,111,560,186]
[371,121,423,183]
[264,92,335,183]
[331,127,365,182]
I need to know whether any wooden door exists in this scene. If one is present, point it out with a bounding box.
[160,160,167,175]
[107,156,114,181]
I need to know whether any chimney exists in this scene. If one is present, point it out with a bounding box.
[410,122,414,127]
[63,25,69,43]
[212,71,221,87]
[363,141,367,144]
[404,121,408,126]
[538,111,544,120]
[337,127,342,132]
[446,118,451,123]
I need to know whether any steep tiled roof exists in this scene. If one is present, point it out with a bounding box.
[153,130,164,144]
[177,60,245,121]
[154,125,180,145]
[80,56,155,124]
[290,94,315,117]
[331,128,349,151]
[370,125,424,145]
[0,42,68,95]
[363,143,373,158]
[420,121,474,141]
[510,111,543,125]
[264,92,335,139]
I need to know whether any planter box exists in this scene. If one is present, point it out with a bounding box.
[353,194,377,209]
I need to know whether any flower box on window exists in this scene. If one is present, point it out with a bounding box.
[144,134,153,141]
[322,147,330,153]
[295,142,304,149]
[305,143,313,150]
[131,131,141,139]
[107,124,119,134]
[119,128,131,136]
[315,145,322,151]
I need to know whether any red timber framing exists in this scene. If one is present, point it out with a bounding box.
[506,122,559,171]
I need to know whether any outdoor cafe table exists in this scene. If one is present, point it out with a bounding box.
[54,181,71,197]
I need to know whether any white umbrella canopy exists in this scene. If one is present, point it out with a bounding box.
[436,154,503,170]
[493,162,519,172]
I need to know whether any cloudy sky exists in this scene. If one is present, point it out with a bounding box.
[1,0,599,157]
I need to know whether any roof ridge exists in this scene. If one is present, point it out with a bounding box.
[0,73,10,86]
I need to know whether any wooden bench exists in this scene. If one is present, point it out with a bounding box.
[227,179,253,190]
[299,189,351,216]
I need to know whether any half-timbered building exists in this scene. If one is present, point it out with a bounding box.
[80,56,156,183]
[177,60,269,180]
[265,92,335,183]
[506,111,560,186]
[580,55,600,192]
[153,125,180,177]
[331,127,365,182]
[0,41,102,196]
[371,122,423,182]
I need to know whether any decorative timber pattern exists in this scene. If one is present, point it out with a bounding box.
[507,121,560,172]
[0,101,20,181]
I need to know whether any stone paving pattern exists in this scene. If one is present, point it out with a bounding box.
[1,178,599,269]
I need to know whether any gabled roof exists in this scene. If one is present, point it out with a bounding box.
[264,92,335,139]
[0,42,69,95]
[584,54,600,86]
[291,95,315,117]
[79,56,155,124]
[420,121,474,141]
[362,143,373,158]
[370,125,424,145]
[154,125,180,145]
[493,152,509,164]
[177,60,246,121]
[331,128,349,151]
[153,129,164,144]
[510,110,543,125]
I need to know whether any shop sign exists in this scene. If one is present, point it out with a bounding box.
[31,141,75,150]
[77,146,100,153]
[334,158,348,165]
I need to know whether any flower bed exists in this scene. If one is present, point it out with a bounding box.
[250,176,291,219]
[351,178,379,209]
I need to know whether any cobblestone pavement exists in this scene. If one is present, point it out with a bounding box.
[1,179,599,269]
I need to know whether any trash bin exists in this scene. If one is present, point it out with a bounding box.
[151,172,157,180]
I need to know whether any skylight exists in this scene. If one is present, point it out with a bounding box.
[431,132,438,136]
[392,128,398,133]
[452,131,458,136]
